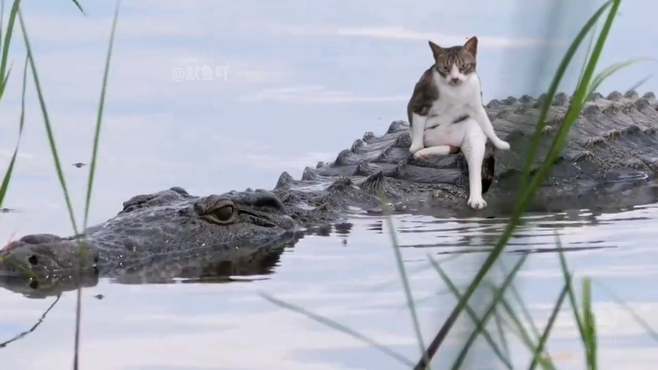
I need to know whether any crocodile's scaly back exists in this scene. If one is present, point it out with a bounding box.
[273,90,658,215]
[3,90,658,293]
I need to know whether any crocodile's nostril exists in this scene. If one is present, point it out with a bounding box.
[28,255,38,266]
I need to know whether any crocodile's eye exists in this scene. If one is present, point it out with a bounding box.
[214,205,234,222]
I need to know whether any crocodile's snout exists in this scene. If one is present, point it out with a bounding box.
[0,238,99,278]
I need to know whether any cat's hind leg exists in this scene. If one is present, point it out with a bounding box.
[461,118,489,209]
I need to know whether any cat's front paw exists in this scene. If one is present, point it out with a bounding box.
[467,195,487,210]
[494,140,510,150]
[409,143,423,154]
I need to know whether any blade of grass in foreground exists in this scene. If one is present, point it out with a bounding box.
[625,74,652,94]
[381,206,430,368]
[18,2,120,368]
[0,55,26,209]
[0,0,19,103]
[492,305,511,363]
[18,9,80,236]
[528,284,569,370]
[73,1,120,368]
[556,235,588,364]
[499,261,545,343]
[0,55,40,281]
[0,0,4,53]
[83,0,119,236]
[496,296,555,370]
[426,255,516,370]
[538,0,622,167]
[259,293,416,368]
[413,2,622,368]
[582,278,597,370]
[436,254,528,370]
[71,0,86,15]
[576,8,599,88]
[0,294,61,348]
[586,57,656,98]
[519,0,614,193]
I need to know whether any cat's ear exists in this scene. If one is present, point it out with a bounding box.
[463,36,478,57]
[428,40,444,58]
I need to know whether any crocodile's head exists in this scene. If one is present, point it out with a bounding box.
[0,187,298,283]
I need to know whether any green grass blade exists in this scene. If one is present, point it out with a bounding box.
[498,297,555,370]
[17,9,93,369]
[83,0,119,229]
[556,235,587,363]
[447,254,528,370]
[625,74,652,93]
[18,9,79,236]
[518,0,616,198]
[577,12,599,88]
[519,0,614,192]
[259,293,416,368]
[2,61,12,87]
[0,294,61,348]
[0,56,25,209]
[414,2,623,366]
[71,0,86,15]
[526,2,627,363]
[521,0,623,210]
[74,1,119,367]
[493,305,511,364]
[0,55,41,281]
[426,256,513,370]
[0,0,5,56]
[582,278,597,369]
[371,256,462,294]
[0,0,20,99]
[586,57,655,98]
[528,284,569,370]
[379,194,430,368]
[499,263,545,342]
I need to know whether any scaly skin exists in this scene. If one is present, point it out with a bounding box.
[0,188,299,290]
[3,90,658,296]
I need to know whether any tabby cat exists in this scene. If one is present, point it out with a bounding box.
[406,36,510,209]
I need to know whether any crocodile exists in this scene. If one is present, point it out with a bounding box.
[2,90,658,294]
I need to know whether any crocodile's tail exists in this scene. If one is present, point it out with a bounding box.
[481,140,495,194]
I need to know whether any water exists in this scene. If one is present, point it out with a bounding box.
[2,203,658,369]
[1,0,658,368]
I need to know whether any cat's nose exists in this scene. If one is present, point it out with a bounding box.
[450,78,460,84]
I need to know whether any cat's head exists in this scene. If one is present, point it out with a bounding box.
[428,36,478,87]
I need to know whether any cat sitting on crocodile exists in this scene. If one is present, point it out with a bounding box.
[406,36,511,210]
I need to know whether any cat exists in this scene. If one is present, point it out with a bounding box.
[406,36,510,209]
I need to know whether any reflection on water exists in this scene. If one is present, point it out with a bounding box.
[1,204,658,369]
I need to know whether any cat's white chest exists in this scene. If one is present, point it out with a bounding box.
[428,98,464,118]
[427,95,473,125]
[427,77,481,125]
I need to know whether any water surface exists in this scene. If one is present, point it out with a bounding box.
[1,0,658,369]
[1,203,658,369]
